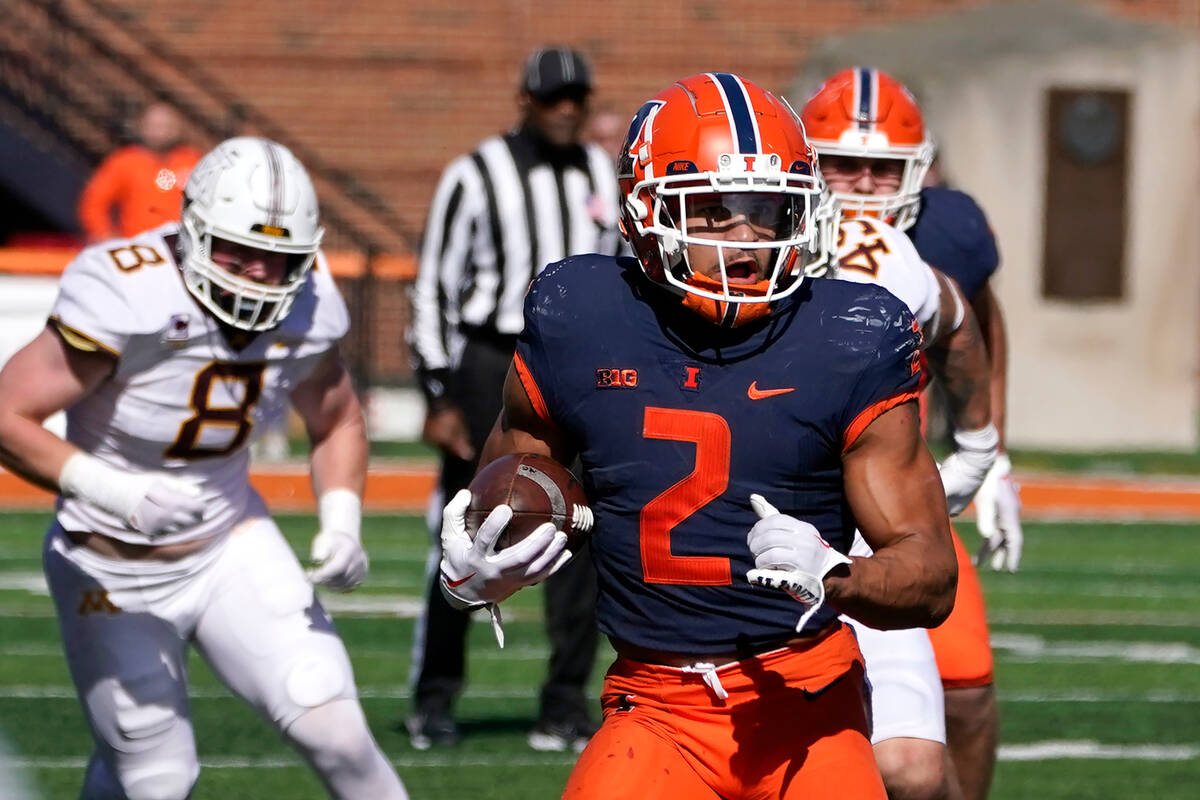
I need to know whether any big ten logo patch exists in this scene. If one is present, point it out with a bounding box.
[78,590,120,616]
[107,244,167,272]
[595,368,638,389]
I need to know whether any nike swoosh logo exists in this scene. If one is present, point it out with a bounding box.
[801,680,836,701]
[748,381,795,400]
[444,572,476,588]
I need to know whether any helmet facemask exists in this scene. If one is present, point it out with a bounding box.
[178,137,324,332]
[808,132,933,233]
[627,154,834,325]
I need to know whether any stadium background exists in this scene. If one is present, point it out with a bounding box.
[0,1,1198,798]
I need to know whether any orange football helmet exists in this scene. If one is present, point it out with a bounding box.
[801,68,934,231]
[618,73,835,327]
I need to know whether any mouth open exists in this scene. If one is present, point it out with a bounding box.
[724,259,760,285]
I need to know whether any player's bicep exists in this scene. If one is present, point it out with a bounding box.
[926,269,966,347]
[479,363,572,468]
[289,348,363,443]
[0,325,115,422]
[842,400,950,555]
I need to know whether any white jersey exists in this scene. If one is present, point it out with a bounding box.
[49,223,349,545]
[832,216,943,337]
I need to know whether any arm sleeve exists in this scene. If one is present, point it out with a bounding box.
[77,153,127,242]
[48,248,134,356]
[839,303,925,450]
[407,155,483,403]
[308,252,351,345]
[512,273,559,425]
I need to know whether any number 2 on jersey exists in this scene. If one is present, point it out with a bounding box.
[640,407,731,585]
[165,362,266,459]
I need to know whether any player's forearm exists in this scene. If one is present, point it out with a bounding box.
[0,410,80,493]
[974,286,1008,446]
[825,529,957,629]
[836,404,958,628]
[925,308,991,433]
[307,410,368,499]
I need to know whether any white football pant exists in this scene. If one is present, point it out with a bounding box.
[44,517,405,800]
[842,531,946,745]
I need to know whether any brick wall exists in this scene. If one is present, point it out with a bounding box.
[102,0,1194,248]
[94,0,1199,383]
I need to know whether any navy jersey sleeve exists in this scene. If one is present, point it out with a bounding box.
[839,302,924,449]
[909,187,999,301]
[513,258,580,426]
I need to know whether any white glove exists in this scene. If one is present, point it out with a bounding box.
[745,493,852,631]
[59,453,204,537]
[973,453,1023,572]
[938,423,1000,516]
[308,489,368,591]
[439,489,570,609]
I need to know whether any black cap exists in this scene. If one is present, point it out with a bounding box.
[521,47,592,98]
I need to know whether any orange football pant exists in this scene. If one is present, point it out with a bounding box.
[927,526,995,688]
[562,623,885,800]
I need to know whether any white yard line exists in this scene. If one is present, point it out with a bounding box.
[998,741,1199,761]
[991,633,1200,665]
[0,685,543,700]
[6,741,1197,770]
[984,585,1196,601]
[1002,690,1200,703]
[989,609,1200,627]
[4,684,1194,703]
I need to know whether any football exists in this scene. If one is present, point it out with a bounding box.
[465,453,592,552]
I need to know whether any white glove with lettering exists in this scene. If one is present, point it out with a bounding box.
[439,489,570,609]
[745,493,852,631]
[308,489,369,591]
[59,453,204,537]
[973,453,1023,572]
[939,423,1000,515]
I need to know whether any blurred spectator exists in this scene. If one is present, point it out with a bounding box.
[584,105,626,162]
[77,102,202,242]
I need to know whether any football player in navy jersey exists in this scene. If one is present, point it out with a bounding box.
[435,73,957,800]
[803,68,1018,800]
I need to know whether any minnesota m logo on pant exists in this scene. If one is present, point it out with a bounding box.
[78,590,120,615]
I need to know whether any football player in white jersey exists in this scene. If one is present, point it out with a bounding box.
[0,138,407,800]
[807,203,997,800]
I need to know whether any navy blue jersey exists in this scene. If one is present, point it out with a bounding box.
[515,256,923,654]
[908,186,999,301]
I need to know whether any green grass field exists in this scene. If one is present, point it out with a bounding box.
[0,510,1197,799]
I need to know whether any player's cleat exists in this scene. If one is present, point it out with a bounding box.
[405,707,460,750]
[527,715,598,753]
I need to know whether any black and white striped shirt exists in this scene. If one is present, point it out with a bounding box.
[409,127,623,400]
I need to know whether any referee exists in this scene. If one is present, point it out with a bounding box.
[406,46,623,752]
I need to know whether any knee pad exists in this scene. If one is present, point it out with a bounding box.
[874,739,949,800]
[286,699,408,800]
[83,752,199,800]
[287,698,378,768]
[120,762,200,800]
[85,673,187,754]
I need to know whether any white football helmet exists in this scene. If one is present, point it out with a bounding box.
[179,137,324,331]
